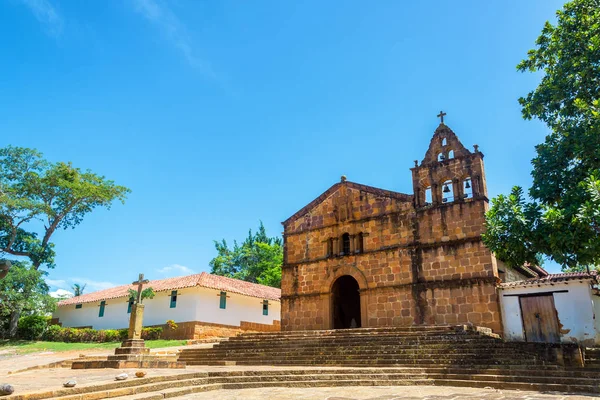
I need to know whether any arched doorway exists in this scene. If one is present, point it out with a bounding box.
[331,275,361,329]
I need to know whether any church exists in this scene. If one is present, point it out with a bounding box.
[280,117,545,334]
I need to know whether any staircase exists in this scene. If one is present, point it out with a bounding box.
[176,325,600,393]
[179,325,547,367]
[585,348,600,368]
[6,367,600,399]
[6,326,600,399]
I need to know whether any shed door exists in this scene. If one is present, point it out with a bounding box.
[519,294,560,343]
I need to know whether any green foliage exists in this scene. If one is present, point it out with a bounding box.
[41,326,160,342]
[71,283,86,297]
[0,261,56,324]
[209,222,282,288]
[17,315,48,340]
[483,187,541,269]
[141,327,163,340]
[485,0,600,271]
[166,320,178,330]
[0,146,131,270]
[128,287,156,304]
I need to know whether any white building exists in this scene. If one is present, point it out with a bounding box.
[53,273,281,339]
[499,271,600,346]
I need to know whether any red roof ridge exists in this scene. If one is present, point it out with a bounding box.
[499,271,598,288]
[57,272,281,307]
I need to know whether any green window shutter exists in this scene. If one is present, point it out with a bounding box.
[75,304,82,309]
[99,301,106,318]
[127,299,133,314]
[219,291,227,309]
[170,291,177,309]
[262,300,268,316]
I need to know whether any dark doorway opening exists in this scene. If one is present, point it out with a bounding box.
[332,275,361,329]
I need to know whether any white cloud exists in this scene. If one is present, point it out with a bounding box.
[50,289,73,299]
[156,264,194,276]
[71,277,118,291]
[18,0,63,37]
[131,0,214,76]
[46,278,69,289]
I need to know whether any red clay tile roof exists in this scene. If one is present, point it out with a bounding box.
[57,272,281,306]
[283,180,413,225]
[499,271,598,288]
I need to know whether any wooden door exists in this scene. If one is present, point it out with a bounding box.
[519,294,560,343]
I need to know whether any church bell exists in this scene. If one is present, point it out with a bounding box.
[443,184,451,193]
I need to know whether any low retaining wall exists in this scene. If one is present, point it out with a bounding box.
[156,320,281,340]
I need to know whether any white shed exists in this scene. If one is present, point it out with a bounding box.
[499,272,599,346]
[53,273,281,339]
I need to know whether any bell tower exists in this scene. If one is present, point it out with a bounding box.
[411,117,487,209]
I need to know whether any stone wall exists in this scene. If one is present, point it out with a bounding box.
[155,319,281,340]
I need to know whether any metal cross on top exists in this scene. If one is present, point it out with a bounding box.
[132,273,149,304]
[437,110,447,124]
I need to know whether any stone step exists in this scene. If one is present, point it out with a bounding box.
[180,346,535,355]
[46,376,600,400]
[217,337,501,346]
[12,367,600,400]
[183,359,545,367]
[237,325,487,335]
[229,332,488,341]
[184,351,539,360]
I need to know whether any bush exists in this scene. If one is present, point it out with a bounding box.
[141,327,162,340]
[17,315,48,340]
[117,329,128,341]
[166,320,178,330]
[39,325,162,343]
[42,324,62,341]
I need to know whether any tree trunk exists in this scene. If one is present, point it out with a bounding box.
[8,309,20,338]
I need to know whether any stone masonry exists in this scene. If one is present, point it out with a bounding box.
[280,122,518,333]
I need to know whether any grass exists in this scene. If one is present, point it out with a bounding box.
[0,339,188,355]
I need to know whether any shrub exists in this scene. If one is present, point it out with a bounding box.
[117,329,128,341]
[141,327,162,340]
[166,320,178,330]
[42,324,62,341]
[103,329,120,342]
[17,315,48,340]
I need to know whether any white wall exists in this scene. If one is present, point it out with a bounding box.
[194,287,281,326]
[54,286,281,330]
[500,281,598,345]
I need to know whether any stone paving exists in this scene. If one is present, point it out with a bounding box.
[178,386,598,400]
[0,347,597,400]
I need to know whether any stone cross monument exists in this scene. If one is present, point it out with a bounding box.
[128,273,149,340]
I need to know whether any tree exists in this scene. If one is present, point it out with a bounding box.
[209,222,283,288]
[0,146,131,269]
[0,146,130,335]
[71,283,87,297]
[128,287,156,304]
[0,261,56,337]
[483,0,600,271]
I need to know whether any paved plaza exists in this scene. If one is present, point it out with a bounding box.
[179,386,598,400]
[0,348,596,400]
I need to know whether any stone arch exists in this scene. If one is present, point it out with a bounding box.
[321,265,369,329]
[440,178,455,203]
[324,265,368,293]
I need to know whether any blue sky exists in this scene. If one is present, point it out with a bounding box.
[0,0,565,295]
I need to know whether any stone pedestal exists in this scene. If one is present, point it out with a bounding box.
[129,304,144,340]
[72,339,185,369]
[72,305,186,370]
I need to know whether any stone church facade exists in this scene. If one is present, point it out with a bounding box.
[281,122,540,334]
